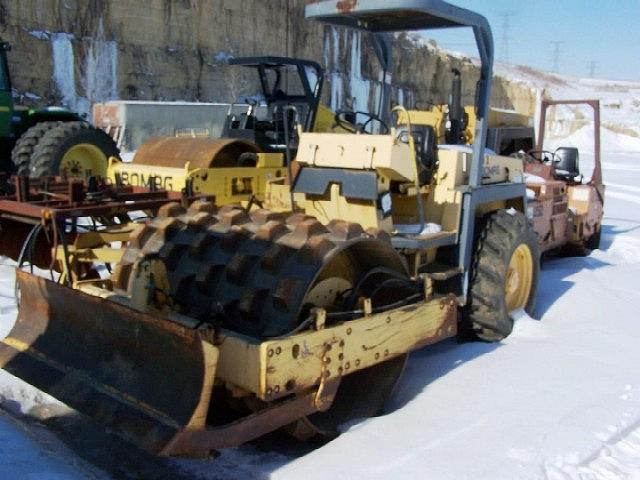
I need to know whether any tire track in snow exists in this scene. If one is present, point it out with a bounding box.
[602,163,640,172]
[604,191,640,205]
[601,235,640,265]
[545,416,640,480]
[605,182,640,194]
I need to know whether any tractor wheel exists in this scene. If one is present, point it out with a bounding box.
[29,121,119,178]
[585,226,601,250]
[299,266,415,439]
[561,225,602,257]
[463,209,540,342]
[10,121,61,176]
[113,203,413,442]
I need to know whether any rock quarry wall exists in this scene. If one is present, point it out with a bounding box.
[0,0,538,119]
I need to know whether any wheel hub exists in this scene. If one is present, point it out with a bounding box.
[60,143,108,178]
[505,244,533,312]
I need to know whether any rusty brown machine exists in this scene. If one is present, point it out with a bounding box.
[0,175,207,276]
[0,0,542,457]
[524,99,605,253]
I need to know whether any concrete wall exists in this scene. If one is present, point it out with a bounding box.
[0,0,538,118]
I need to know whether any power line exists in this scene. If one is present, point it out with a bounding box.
[551,41,564,73]
[498,12,514,64]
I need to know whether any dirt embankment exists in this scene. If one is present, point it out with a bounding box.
[0,0,536,115]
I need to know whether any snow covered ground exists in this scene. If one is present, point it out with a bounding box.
[2,77,640,478]
[262,154,640,480]
[0,409,108,480]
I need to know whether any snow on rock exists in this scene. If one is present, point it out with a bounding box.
[494,63,640,158]
[546,124,640,155]
[83,20,118,108]
[27,29,52,40]
[51,33,79,112]
[50,21,119,117]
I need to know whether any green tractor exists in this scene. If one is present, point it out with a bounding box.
[0,39,119,178]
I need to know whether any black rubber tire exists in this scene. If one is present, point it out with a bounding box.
[10,122,61,176]
[463,209,540,342]
[557,243,587,257]
[561,225,602,257]
[585,226,601,250]
[29,121,119,177]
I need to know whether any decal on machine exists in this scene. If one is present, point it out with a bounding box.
[118,171,174,191]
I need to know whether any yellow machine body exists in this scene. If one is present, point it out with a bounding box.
[282,129,523,233]
[105,104,352,205]
[397,105,531,146]
[0,6,548,460]
[108,154,285,204]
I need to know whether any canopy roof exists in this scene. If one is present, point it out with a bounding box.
[305,0,491,34]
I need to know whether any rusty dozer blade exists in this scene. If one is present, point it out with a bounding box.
[0,269,218,455]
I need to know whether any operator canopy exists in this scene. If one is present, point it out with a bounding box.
[305,0,494,119]
[306,0,495,187]
[305,0,492,33]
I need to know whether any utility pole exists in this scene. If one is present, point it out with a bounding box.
[551,41,563,73]
[587,61,598,78]
[498,12,514,64]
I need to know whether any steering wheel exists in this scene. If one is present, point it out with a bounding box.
[526,150,559,164]
[334,110,389,134]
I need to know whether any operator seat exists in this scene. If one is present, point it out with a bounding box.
[222,110,256,136]
[553,147,581,183]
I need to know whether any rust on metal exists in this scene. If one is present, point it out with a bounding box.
[161,380,340,456]
[336,0,358,13]
[113,205,407,339]
[0,269,343,456]
[0,218,54,267]
[132,137,262,169]
[92,103,121,128]
[0,177,211,266]
[410,294,458,351]
[0,270,219,455]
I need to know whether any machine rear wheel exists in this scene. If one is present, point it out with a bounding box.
[298,267,415,438]
[29,121,119,178]
[463,209,539,341]
[11,121,61,176]
[585,227,601,250]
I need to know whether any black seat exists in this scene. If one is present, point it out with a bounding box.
[222,110,257,134]
[554,147,581,183]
